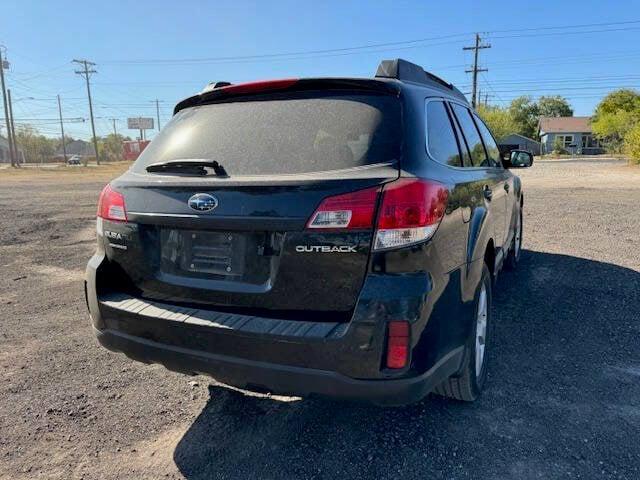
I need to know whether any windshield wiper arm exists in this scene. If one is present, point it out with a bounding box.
[146,160,228,177]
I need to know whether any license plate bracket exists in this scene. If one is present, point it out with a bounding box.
[161,229,247,277]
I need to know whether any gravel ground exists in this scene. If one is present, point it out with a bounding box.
[0,159,639,479]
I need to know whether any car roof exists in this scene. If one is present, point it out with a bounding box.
[174,59,468,114]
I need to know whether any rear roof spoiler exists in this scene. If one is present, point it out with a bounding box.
[173,59,466,114]
[174,78,400,114]
[375,59,467,103]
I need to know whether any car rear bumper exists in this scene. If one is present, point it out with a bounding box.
[86,253,466,405]
[93,325,462,406]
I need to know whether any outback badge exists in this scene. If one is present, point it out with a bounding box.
[295,245,357,253]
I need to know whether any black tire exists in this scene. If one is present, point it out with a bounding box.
[505,205,523,270]
[434,263,493,402]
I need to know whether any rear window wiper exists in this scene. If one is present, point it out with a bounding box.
[145,160,228,177]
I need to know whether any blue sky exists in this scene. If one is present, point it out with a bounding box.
[3,0,640,140]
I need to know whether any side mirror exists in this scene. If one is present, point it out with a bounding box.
[504,150,533,168]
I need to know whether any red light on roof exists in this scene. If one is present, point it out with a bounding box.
[217,79,298,96]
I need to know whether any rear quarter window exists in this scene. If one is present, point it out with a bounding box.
[450,103,490,168]
[132,93,401,176]
[425,101,462,167]
[473,114,502,168]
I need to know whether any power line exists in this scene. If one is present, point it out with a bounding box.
[461,74,640,87]
[489,25,640,41]
[98,20,640,66]
[102,32,471,65]
[486,19,640,35]
[476,85,640,94]
[480,73,506,105]
[0,117,85,121]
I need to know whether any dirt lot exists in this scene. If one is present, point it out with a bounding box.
[1,159,639,479]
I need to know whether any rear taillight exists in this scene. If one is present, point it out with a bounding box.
[386,321,410,369]
[97,184,127,222]
[374,179,448,251]
[307,186,379,229]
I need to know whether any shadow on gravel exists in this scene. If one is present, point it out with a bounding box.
[173,250,640,479]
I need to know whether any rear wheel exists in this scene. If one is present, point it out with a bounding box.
[505,206,522,270]
[434,264,492,402]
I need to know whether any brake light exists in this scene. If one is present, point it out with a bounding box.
[386,321,410,369]
[218,79,298,96]
[97,184,127,222]
[374,179,448,251]
[307,186,379,229]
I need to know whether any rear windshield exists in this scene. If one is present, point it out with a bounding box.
[132,93,401,175]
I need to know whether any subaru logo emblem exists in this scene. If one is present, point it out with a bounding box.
[188,193,218,212]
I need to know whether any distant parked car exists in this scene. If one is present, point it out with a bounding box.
[67,155,82,165]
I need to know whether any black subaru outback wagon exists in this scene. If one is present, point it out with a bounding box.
[86,59,532,406]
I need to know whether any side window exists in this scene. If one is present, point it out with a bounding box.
[450,103,489,167]
[425,101,462,167]
[473,114,502,168]
[447,104,473,167]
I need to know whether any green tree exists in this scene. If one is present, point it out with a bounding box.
[476,104,517,140]
[56,135,76,154]
[552,136,567,155]
[14,125,56,163]
[538,96,573,117]
[98,134,127,162]
[508,96,540,139]
[592,89,640,153]
[624,123,640,164]
[593,89,640,117]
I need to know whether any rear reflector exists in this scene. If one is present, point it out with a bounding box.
[386,321,410,369]
[374,178,448,251]
[97,184,127,222]
[307,186,379,229]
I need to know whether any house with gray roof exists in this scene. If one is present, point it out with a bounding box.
[538,117,604,155]
[499,133,541,156]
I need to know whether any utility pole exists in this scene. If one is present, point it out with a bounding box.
[73,59,99,165]
[155,99,161,130]
[7,89,18,165]
[109,118,118,136]
[463,33,491,109]
[57,95,68,163]
[0,47,15,167]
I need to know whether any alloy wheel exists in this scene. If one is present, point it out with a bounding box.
[475,284,488,378]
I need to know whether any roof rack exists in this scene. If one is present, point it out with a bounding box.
[200,81,233,94]
[375,59,467,102]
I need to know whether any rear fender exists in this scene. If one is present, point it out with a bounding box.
[508,177,523,234]
[462,206,493,303]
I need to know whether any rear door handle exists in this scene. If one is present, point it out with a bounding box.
[483,185,493,201]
